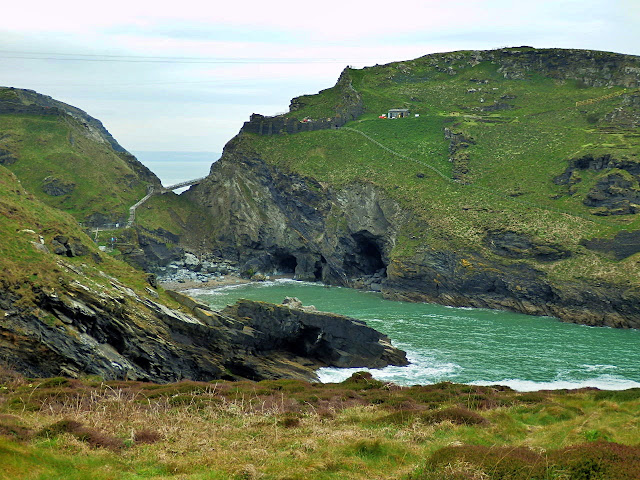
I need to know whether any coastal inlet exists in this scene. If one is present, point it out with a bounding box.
[190,280,640,391]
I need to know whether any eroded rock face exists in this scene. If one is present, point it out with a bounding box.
[583,173,640,215]
[554,154,640,214]
[605,93,640,128]
[41,176,75,196]
[0,281,406,382]
[185,144,403,286]
[581,230,640,260]
[485,230,572,261]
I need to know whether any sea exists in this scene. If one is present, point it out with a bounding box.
[133,151,221,190]
[187,279,640,391]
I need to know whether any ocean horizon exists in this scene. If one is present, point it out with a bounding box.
[133,151,221,188]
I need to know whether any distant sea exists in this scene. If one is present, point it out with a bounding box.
[132,151,221,188]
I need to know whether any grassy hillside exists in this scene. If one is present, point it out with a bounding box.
[0,101,153,226]
[240,48,640,286]
[0,371,639,479]
[0,165,180,310]
[0,87,213,258]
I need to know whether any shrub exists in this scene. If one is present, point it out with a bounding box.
[593,388,640,402]
[417,441,640,480]
[376,409,419,425]
[351,439,387,459]
[549,441,640,480]
[0,414,32,440]
[133,428,163,444]
[426,445,545,479]
[420,407,488,426]
[38,419,124,450]
[277,413,302,428]
[340,371,386,390]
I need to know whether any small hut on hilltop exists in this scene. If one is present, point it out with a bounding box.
[388,108,410,118]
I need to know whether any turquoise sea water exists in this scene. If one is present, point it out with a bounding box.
[188,280,640,391]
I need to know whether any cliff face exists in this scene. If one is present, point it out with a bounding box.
[187,47,640,329]
[188,145,640,329]
[186,141,403,286]
[1,282,406,382]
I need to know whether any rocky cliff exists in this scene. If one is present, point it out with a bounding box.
[1,283,406,382]
[187,47,640,329]
[0,164,405,382]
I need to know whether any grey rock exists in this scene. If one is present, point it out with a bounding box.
[184,253,201,271]
[41,176,75,196]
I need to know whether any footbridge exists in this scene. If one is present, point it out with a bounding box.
[160,177,206,193]
[127,176,206,227]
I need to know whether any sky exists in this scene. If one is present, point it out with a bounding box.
[1,0,639,152]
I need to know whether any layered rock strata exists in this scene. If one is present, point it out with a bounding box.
[0,281,406,382]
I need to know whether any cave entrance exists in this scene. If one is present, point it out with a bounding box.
[344,231,387,277]
[272,251,297,274]
[314,255,327,281]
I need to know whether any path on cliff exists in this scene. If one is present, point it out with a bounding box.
[339,126,618,227]
[127,177,206,227]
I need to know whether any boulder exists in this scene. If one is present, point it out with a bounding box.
[183,253,201,271]
[51,235,89,257]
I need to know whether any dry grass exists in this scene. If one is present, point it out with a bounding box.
[1,372,640,479]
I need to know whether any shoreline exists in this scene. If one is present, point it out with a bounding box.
[159,274,251,292]
[158,274,298,292]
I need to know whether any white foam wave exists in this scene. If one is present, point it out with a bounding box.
[187,278,322,296]
[185,282,251,296]
[469,376,640,392]
[580,364,617,372]
[317,353,461,385]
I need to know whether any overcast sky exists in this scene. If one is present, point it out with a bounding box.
[1,0,639,152]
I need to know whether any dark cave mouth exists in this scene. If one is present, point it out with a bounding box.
[272,252,298,274]
[344,231,387,277]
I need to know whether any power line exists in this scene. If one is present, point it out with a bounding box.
[0,50,355,64]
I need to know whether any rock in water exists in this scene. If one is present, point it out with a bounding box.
[222,298,408,370]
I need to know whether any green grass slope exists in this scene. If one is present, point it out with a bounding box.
[0,164,179,312]
[240,48,640,287]
[0,87,160,226]
[0,372,639,479]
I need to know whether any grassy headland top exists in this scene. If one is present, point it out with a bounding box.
[237,47,640,286]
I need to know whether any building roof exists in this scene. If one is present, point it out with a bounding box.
[388,108,410,112]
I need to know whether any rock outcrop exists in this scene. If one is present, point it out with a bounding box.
[0,280,406,382]
[240,67,364,136]
[222,298,408,370]
[185,142,402,286]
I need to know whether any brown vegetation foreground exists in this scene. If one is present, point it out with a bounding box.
[0,365,639,479]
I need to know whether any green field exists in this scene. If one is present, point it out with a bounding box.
[240,48,640,286]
